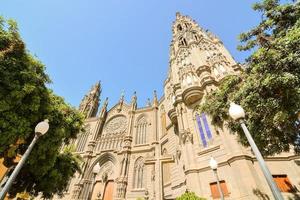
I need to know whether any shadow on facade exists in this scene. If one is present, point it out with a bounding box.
[253,188,270,200]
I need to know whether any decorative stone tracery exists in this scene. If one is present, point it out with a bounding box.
[104,115,127,135]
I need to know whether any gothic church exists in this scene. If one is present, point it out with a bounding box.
[58,13,300,200]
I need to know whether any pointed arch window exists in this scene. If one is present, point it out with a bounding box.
[162,149,171,184]
[177,24,183,31]
[195,113,213,148]
[179,37,188,47]
[136,116,147,144]
[213,67,220,77]
[218,64,227,74]
[133,157,145,189]
[213,63,227,78]
[76,127,90,152]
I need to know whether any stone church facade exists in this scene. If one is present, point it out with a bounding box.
[58,13,300,200]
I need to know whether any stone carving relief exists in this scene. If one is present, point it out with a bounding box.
[175,48,191,65]
[206,52,229,66]
[97,161,115,181]
[181,130,193,144]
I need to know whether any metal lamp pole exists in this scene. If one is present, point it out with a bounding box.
[209,157,224,200]
[0,120,49,200]
[229,103,284,200]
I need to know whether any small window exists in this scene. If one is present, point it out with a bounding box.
[273,175,295,193]
[177,24,183,31]
[179,38,187,46]
[210,180,229,199]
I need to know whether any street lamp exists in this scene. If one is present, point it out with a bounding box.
[229,103,284,200]
[209,157,224,200]
[89,163,101,200]
[0,119,49,200]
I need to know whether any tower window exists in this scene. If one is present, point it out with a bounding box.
[210,180,229,199]
[179,38,187,46]
[195,113,213,148]
[273,175,295,193]
[177,24,183,31]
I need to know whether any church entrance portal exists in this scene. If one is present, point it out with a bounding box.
[103,181,114,200]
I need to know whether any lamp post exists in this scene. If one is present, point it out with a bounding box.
[209,157,224,200]
[0,119,49,200]
[89,163,100,200]
[229,103,284,200]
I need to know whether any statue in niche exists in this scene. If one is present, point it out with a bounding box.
[102,172,108,183]
[131,91,137,110]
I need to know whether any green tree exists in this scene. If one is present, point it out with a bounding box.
[200,0,300,155]
[176,191,207,200]
[0,17,84,198]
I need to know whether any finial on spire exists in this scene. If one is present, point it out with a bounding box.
[96,80,101,87]
[99,97,108,118]
[120,90,125,101]
[131,91,137,110]
[103,97,109,108]
[118,90,125,112]
[146,98,152,107]
[153,90,158,107]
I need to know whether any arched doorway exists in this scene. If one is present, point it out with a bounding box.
[103,181,114,200]
[89,153,118,200]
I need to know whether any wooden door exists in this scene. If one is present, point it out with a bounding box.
[103,181,114,200]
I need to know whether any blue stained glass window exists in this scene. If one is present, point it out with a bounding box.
[201,113,212,140]
[196,113,207,147]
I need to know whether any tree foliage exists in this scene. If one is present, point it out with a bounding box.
[176,191,207,200]
[200,0,300,155]
[0,17,84,198]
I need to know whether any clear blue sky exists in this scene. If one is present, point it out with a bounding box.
[0,0,260,109]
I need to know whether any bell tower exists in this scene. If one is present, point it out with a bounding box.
[79,81,101,118]
[163,12,243,194]
[166,12,241,107]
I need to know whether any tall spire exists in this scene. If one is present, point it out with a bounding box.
[99,97,108,119]
[79,81,101,118]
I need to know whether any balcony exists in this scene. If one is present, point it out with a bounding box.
[182,85,203,105]
[168,108,178,124]
[199,72,214,87]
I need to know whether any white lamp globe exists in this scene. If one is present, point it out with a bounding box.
[209,157,218,170]
[93,163,101,174]
[229,102,245,121]
[35,119,49,135]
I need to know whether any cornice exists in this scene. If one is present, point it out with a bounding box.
[184,154,300,175]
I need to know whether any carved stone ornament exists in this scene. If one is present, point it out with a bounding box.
[176,149,182,160]
[104,115,127,134]
[181,130,193,144]
[102,172,108,182]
